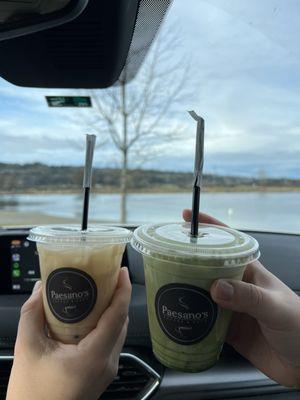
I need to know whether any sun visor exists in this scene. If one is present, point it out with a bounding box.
[0,0,172,88]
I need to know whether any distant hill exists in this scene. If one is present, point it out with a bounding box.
[0,163,299,193]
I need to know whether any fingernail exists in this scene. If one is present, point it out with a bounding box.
[32,280,42,293]
[216,280,234,301]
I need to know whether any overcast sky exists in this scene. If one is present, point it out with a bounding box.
[0,0,300,178]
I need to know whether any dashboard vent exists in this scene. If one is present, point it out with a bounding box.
[0,353,160,400]
[102,353,160,400]
[0,359,12,400]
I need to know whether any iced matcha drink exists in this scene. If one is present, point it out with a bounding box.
[131,222,260,372]
[28,225,131,344]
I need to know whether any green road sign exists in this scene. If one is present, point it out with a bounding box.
[46,96,92,108]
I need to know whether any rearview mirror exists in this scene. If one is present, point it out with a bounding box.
[0,0,89,41]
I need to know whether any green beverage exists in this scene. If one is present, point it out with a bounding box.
[131,222,260,372]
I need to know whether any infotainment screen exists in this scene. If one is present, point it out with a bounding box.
[10,238,40,293]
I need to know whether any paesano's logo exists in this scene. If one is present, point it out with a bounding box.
[161,305,209,321]
[155,284,218,345]
[50,289,90,302]
[46,268,97,324]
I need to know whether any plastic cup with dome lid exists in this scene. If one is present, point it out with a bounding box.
[131,221,260,372]
[29,224,132,344]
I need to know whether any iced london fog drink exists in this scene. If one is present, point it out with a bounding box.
[28,225,131,344]
[131,222,260,372]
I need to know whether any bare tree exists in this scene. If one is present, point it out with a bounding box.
[76,26,190,223]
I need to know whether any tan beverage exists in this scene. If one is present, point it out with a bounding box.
[29,225,131,344]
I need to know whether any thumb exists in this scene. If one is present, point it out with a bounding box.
[17,281,46,349]
[211,279,276,325]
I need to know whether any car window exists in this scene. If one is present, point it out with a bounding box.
[0,0,299,233]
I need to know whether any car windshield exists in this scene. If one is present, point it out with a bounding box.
[0,0,299,233]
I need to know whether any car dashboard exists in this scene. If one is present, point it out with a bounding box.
[0,227,300,400]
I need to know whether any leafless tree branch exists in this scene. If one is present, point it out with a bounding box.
[63,22,192,222]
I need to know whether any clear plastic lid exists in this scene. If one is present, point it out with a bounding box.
[131,222,260,267]
[28,225,132,246]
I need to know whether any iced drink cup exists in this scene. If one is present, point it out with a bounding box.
[28,225,131,344]
[131,222,260,372]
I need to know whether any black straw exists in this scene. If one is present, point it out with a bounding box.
[81,134,96,231]
[188,111,205,238]
[82,187,90,231]
[191,184,200,237]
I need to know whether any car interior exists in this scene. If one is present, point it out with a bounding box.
[0,1,300,399]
